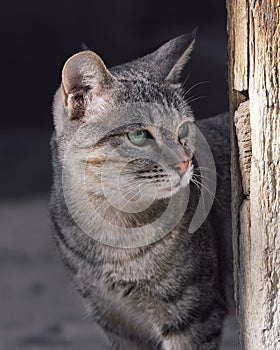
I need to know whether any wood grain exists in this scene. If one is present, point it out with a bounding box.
[227,0,280,348]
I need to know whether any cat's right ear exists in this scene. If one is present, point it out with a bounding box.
[61,51,114,119]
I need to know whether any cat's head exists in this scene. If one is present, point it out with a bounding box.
[54,32,196,214]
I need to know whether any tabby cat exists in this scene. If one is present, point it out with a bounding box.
[50,31,232,350]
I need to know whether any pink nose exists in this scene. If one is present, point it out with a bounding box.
[174,160,189,176]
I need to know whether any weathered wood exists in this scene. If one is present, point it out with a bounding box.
[227,0,249,92]
[227,0,280,349]
[234,100,251,195]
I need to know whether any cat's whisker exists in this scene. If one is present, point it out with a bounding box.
[195,166,217,173]
[192,170,219,196]
[182,70,192,87]
[124,183,151,203]
[190,179,209,212]
[183,80,209,98]
[120,183,147,201]
[88,181,142,207]
[191,173,214,187]
[196,166,223,179]
[185,95,206,105]
[193,176,216,186]
[105,181,151,207]
[191,177,207,212]
[190,177,217,201]
[109,183,152,222]
[192,172,217,185]
[191,176,222,208]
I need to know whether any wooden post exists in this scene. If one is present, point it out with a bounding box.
[227,1,280,349]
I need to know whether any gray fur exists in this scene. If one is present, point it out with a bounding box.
[50,33,232,350]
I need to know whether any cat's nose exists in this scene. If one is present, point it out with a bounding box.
[174,160,189,176]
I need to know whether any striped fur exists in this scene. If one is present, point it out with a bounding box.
[50,32,232,350]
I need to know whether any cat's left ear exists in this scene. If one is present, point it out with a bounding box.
[143,30,196,84]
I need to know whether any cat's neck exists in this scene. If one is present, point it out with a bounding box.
[92,195,169,228]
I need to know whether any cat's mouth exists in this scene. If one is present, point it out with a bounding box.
[161,185,179,191]
[156,161,193,199]
[156,183,180,199]
[157,185,180,200]
[160,181,181,193]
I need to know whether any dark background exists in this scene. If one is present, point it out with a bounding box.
[1,0,228,199]
[0,3,238,349]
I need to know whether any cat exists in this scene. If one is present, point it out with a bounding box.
[50,31,232,350]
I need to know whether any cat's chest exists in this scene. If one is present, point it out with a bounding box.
[100,251,161,286]
[77,242,177,293]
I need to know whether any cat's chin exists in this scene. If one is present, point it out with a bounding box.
[155,184,182,200]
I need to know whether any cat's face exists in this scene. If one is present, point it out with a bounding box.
[81,103,195,208]
[55,32,196,216]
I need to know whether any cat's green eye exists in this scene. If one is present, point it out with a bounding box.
[178,122,189,139]
[127,130,148,146]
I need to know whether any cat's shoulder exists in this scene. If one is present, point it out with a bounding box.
[196,112,230,138]
[196,112,230,155]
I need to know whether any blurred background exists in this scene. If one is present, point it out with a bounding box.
[1,0,229,198]
[0,1,236,349]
